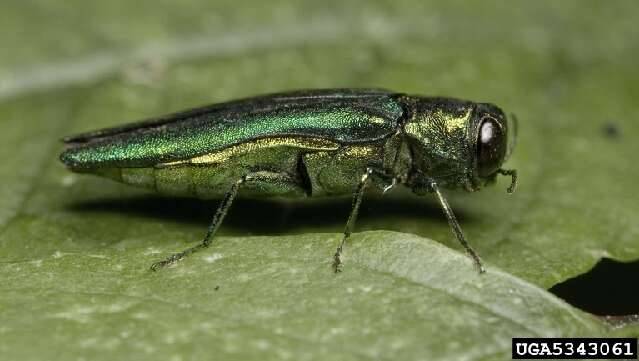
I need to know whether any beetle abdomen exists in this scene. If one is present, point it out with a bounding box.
[94,164,311,199]
[91,167,195,196]
[87,137,341,198]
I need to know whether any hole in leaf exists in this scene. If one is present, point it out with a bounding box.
[549,258,639,316]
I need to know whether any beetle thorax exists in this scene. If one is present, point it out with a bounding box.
[401,97,475,192]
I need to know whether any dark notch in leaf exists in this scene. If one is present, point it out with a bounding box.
[549,258,639,316]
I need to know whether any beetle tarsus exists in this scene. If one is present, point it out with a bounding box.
[468,252,486,274]
[150,258,175,271]
[150,244,206,271]
[332,248,343,273]
[497,168,518,194]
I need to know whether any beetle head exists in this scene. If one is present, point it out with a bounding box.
[467,103,517,192]
[404,98,517,193]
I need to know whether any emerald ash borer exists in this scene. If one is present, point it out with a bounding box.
[60,89,518,273]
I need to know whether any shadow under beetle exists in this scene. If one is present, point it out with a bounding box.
[60,89,517,273]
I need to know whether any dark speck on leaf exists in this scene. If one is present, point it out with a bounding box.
[214,285,220,291]
[601,122,620,139]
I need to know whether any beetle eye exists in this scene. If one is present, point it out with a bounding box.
[476,117,507,177]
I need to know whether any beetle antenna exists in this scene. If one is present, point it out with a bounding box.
[505,113,518,160]
[497,169,517,194]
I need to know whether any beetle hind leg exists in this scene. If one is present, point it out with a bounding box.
[150,175,246,271]
[150,171,303,271]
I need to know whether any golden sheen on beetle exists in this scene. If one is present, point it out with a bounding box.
[60,89,518,273]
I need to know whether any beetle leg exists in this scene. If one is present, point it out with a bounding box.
[381,177,397,194]
[332,167,376,273]
[368,167,398,194]
[150,173,261,271]
[429,179,486,273]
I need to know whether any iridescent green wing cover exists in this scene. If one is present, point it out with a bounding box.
[61,89,404,169]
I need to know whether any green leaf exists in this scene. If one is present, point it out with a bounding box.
[1,1,638,360]
[1,232,609,360]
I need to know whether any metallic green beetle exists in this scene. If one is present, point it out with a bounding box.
[60,89,517,273]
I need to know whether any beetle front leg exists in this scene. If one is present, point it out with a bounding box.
[430,179,485,273]
[332,167,397,273]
